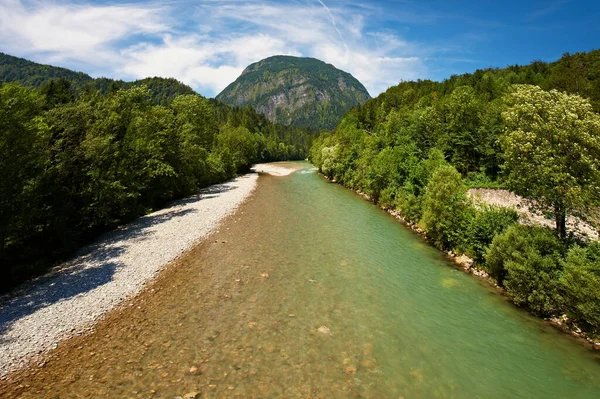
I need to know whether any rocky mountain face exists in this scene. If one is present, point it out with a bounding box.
[216,56,371,130]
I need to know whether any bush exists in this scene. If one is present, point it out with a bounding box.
[485,224,564,316]
[421,165,473,250]
[463,206,519,263]
[504,248,563,316]
[396,184,423,223]
[560,244,600,333]
[378,185,398,209]
[465,170,504,189]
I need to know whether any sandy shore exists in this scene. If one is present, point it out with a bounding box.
[0,173,261,378]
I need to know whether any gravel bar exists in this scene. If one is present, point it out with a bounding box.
[0,173,258,378]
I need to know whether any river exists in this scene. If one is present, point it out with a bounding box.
[3,163,600,398]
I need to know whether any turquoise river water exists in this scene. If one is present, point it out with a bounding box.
[4,163,600,398]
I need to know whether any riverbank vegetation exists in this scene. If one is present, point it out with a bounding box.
[0,80,314,293]
[310,49,600,337]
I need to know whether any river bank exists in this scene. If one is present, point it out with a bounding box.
[2,163,600,398]
[0,163,299,379]
[322,175,600,351]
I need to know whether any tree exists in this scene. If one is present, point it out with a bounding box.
[0,84,46,251]
[421,165,473,250]
[560,244,600,333]
[39,78,75,108]
[501,85,600,241]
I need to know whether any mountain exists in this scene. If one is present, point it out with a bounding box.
[0,52,195,105]
[216,55,371,130]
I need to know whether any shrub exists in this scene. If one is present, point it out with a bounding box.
[378,185,398,209]
[485,224,564,316]
[464,205,519,263]
[421,165,473,250]
[465,170,505,189]
[396,184,423,223]
[504,248,563,316]
[560,244,600,333]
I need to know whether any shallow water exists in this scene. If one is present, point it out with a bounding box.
[3,163,600,398]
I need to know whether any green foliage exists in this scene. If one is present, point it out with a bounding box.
[421,165,473,250]
[308,48,600,334]
[485,224,564,282]
[464,170,505,189]
[0,52,195,106]
[485,225,564,316]
[463,206,519,263]
[1,52,92,89]
[39,78,75,108]
[501,85,600,241]
[0,84,46,252]
[216,55,371,130]
[215,125,258,176]
[560,244,600,333]
[0,80,314,293]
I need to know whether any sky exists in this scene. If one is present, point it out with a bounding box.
[1,0,599,98]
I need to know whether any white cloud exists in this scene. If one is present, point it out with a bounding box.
[0,0,430,97]
[120,33,300,94]
[0,0,167,68]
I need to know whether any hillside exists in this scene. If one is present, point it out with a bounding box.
[0,53,195,105]
[216,55,371,130]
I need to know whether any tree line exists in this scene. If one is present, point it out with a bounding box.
[0,80,314,293]
[310,50,600,336]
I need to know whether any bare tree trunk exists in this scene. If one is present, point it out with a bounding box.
[554,202,567,242]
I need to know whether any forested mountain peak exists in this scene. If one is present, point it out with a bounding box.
[216,55,371,130]
[0,52,195,105]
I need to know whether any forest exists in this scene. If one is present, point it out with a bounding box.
[310,49,600,336]
[0,79,314,293]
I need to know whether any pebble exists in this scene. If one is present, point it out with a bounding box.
[361,359,376,370]
[0,174,259,378]
[318,326,331,335]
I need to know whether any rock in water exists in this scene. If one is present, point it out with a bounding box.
[317,326,331,335]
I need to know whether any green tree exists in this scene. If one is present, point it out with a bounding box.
[0,84,46,250]
[464,205,518,263]
[215,125,258,177]
[486,224,564,316]
[39,78,75,108]
[421,165,473,250]
[560,244,600,333]
[501,85,600,241]
[485,224,564,285]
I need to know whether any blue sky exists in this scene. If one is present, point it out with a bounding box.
[1,0,599,98]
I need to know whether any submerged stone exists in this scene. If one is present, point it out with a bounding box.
[317,326,331,335]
